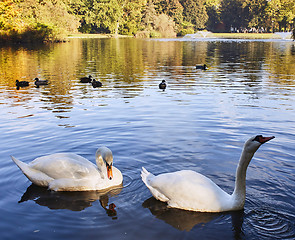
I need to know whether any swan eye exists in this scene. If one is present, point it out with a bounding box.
[253,135,263,142]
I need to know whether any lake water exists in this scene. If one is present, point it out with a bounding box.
[0,38,295,239]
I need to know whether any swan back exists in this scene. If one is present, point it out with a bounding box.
[29,153,97,179]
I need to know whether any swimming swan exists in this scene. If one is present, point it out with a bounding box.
[141,135,275,212]
[11,147,123,191]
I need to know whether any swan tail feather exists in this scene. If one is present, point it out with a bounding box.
[141,167,169,202]
[11,156,53,187]
[11,155,28,173]
[141,167,153,186]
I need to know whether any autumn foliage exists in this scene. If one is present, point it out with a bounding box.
[0,0,294,43]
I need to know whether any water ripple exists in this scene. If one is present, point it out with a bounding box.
[245,208,295,239]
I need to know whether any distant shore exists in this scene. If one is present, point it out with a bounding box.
[1,32,291,45]
[67,32,292,40]
[67,34,132,39]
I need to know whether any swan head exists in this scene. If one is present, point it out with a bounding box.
[95,147,113,180]
[245,135,275,153]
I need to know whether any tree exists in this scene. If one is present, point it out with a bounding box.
[265,0,295,31]
[180,0,208,29]
[153,0,183,24]
[119,0,145,35]
[16,0,79,34]
[141,0,157,30]
[244,0,269,29]
[72,0,145,35]
[0,0,20,31]
[205,0,222,31]
[220,0,248,31]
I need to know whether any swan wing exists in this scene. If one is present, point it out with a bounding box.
[29,153,97,180]
[11,156,54,187]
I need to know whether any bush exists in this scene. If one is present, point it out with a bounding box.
[153,14,176,38]
[177,28,194,36]
[0,23,57,43]
[23,23,54,42]
[150,30,162,38]
[176,21,195,36]
[135,30,150,38]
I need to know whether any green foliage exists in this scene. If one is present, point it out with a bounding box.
[153,0,183,24]
[1,0,295,41]
[17,0,79,34]
[0,22,54,43]
[150,30,162,37]
[219,0,295,32]
[177,21,195,36]
[1,0,80,42]
[205,0,222,31]
[180,0,208,29]
[137,1,177,38]
[119,1,145,35]
[265,0,295,31]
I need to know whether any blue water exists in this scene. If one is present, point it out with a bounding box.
[0,38,294,239]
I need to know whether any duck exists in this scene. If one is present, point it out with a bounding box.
[11,147,123,191]
[80,75,92,83]
[159,80,167,90]
[195,64,208,70]
[141,135,275,212]
[92,79,102,88]
[15,80,29,88]
[34,78,48,86]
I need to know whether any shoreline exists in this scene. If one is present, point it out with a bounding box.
[1,32,292,45]
[67,32,292,40]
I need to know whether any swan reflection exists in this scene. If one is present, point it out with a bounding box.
[143,197,244,234]
[19,184,122,218]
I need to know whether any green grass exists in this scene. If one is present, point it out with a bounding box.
[210,32,285,39]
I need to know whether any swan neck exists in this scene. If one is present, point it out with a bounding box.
[96,155,107,179]
[232,148,255,207]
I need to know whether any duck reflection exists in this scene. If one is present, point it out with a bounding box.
[19,184,122,218]
[143,197,244,235]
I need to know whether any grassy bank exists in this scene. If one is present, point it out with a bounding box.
[209,32,289,39]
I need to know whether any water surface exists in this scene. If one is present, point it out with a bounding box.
[0,38,295,239]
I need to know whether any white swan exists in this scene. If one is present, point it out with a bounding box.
[11,147,123,191]
[141,135,275,212]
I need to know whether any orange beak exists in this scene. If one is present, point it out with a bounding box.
[259,136,275,144]
[107,165,113,180]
